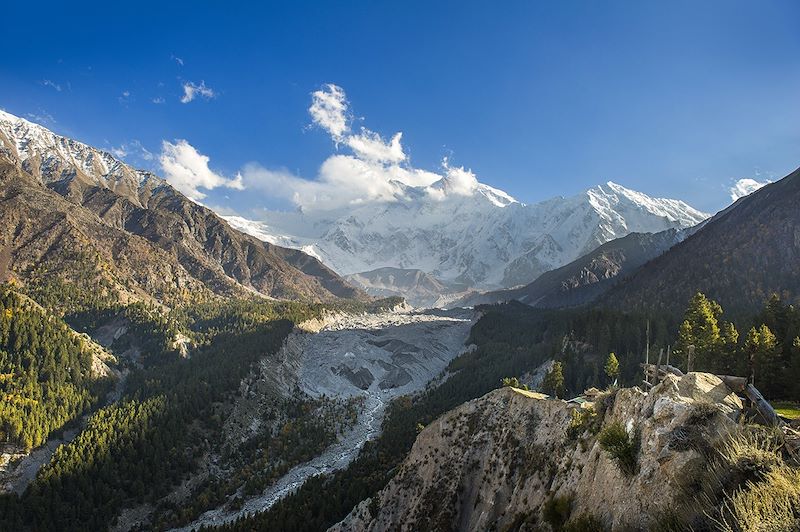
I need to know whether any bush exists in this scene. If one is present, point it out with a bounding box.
[567,406,599,440]
[598,421,640,476]
[542,493,573,531]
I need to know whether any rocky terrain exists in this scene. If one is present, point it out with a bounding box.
[345,267,471,309]
[333,372,761,531]
[173,308,476,530]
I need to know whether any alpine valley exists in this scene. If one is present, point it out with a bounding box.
[2,107,800,532]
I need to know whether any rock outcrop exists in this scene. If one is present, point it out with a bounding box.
[333,373,743,531]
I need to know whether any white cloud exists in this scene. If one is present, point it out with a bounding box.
[729,178,771,201]
[167,84,479,211]
[180,81,216,103]
[41,79,62,92]
[118,90,131,104]
[171,54,184,66]
[233,84,483,211]
[309,84,350,141]
[152,96,165,104]
[346,129,406,164]
[160,140,243,200]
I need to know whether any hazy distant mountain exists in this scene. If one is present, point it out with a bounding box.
[229,179,708,297]
[457,227,696,308]
[0,110,364,304]
[345,267,470,308]
[604,166,800,317]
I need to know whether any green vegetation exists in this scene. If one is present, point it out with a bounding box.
[501,376,529,390]
[698,426,800,532]
[543,361,565,398]
[597,421,640,476]
[773,401,800,420]
[0,294,400,531]
[675,292,800,400]
[542,493,573,530]
[604,352,619,383]
[0,288,111,450]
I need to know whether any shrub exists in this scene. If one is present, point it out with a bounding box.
[567,406,599,440]
[719,426,783,485]
[542,493,573,531]
[501,376,529,390]
[598,421,640,476]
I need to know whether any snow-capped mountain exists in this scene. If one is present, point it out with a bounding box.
[0,109,365,302]
[0,109,162,206]
[226,178,709,290]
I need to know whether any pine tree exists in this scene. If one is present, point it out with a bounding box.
[677,292,725,371]
[543,362,565,398]
[604,352,620,384]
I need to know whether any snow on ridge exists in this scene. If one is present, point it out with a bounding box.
[234,179,709,289]
[0,109,156,190]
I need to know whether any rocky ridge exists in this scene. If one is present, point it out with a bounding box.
[334,372,747,531]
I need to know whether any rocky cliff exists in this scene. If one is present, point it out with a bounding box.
[332,373,782,531]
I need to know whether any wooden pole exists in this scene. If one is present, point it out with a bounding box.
[656,348,663,383]
[745,384,781,427]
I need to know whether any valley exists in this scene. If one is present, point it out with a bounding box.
[1,67,799,531]
[177,308,475,530]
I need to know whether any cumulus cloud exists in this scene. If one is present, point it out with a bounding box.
[347,129,406,164]
[160,140,243,200]
[309,84,350,141]
[162,84,481,211]
[232,84,484,211]
[729,178,771,202]
[152,96,165,104]
[180,81,216,103]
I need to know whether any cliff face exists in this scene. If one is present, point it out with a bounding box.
[333,373,744,531]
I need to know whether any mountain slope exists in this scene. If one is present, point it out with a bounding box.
[0,111,364,305]
[604,166,800,317]
[460,227,695,308]
[230,180,708,294]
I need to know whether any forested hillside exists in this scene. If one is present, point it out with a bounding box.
[0,288,112,450]
[605,166,800,317]
[0,293,400,531]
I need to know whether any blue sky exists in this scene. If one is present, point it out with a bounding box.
[1,0,799,214]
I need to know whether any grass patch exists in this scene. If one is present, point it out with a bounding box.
[773,401,800,420]
[716,466,800,531]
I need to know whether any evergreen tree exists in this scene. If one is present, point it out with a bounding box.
[745,324,778,389]
[604,352,620,384]
[543,362,565,398]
